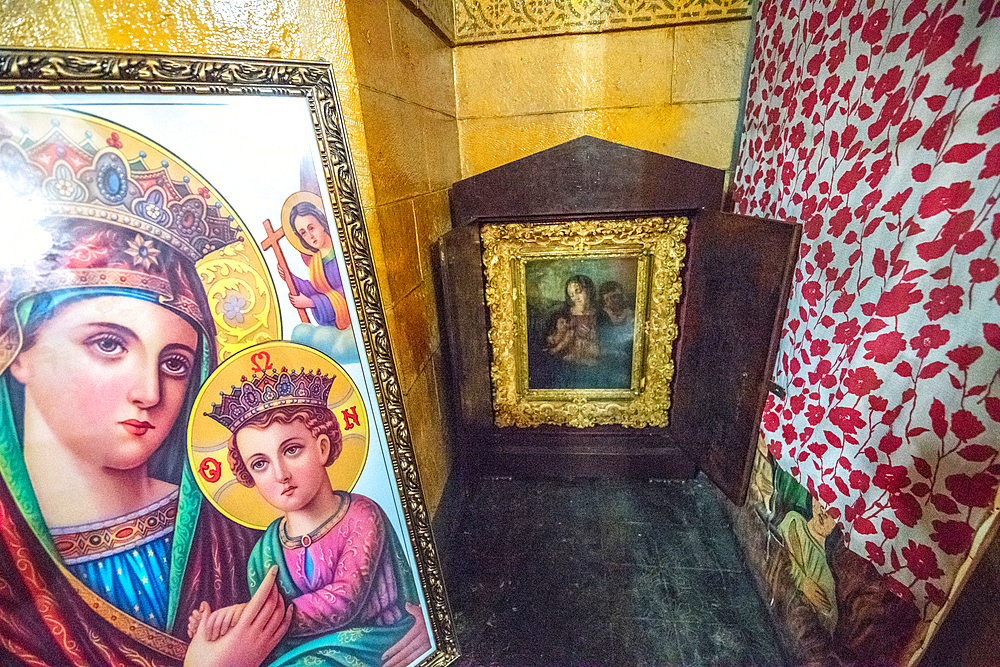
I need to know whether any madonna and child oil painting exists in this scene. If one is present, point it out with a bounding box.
[0,83,445,667]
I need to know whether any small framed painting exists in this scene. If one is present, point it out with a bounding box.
[481,216,687,428]
[0,48,456,667]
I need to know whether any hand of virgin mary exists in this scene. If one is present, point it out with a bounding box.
[184,566,293,667]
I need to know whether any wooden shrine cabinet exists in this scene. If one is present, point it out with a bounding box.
[438,137,800,503]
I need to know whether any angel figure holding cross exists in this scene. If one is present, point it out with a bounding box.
[263,192,351,331]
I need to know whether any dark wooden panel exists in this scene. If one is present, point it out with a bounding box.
[437,225,493,430]
[441,138,798,490]
[450,136,725,227]
[670,210,800,503]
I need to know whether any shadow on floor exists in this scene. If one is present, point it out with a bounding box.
[436,475,789,667]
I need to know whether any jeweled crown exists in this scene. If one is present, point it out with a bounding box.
[206,367,335,433]
[0,123,241,262]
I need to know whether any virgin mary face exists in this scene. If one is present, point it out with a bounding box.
[567,281,588,311]
[10,296,198,474]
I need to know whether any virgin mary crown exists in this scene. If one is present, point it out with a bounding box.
[206,367,335,433]
[0,112,243,371]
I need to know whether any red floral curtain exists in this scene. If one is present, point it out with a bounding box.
[732,0,1000,622]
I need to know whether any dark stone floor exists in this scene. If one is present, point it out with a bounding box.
[436,475,788,667]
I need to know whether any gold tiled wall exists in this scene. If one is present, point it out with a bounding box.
[344,0,459,515]
[0,0,458,515]
[455,19,751,178]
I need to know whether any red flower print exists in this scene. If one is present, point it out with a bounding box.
[862,8,890,44]
[925,582,948,607]
[951,410,986,441]
[943,143,986,164]
[902,541,944,580]
[850,469,871,492]
[866,541,886,566]
[985,323,1000,351]
[956,229,986,255]
[979,106,1000,135]
[909,324,950,358]
[874,464,911,493]
[864,331,907,363]
[890,492,923,528]
[818,483,838,504]
[806,404,825,426]
[923,285,964,320]
[833,291,855,313]
[876,282,923,317]
[932,493,960,515]
[970,258,999,283]
[870,395,888,411]
[886,576,915,604]
[810,338,831,357]
[830,406,865,434]
[903,0,927,25]
[844,367,883,396]
[918,181,974,218]
[946,345,983,371]
[945,472,998,508]
[853,516,877,535]
[882,518,899,540]
[882,188,913,215]
[959,445,995,465]
[920,111,954,153]
[931,520,975,556]
[913,163,932,181]
[924,13,963,66]
[945,38,982,89]
[873,65,904,102]
[981,144,1000,179]
[814,241,834,269]
[828,206,852,237]
[838,162,868,194]
[827,43,846,74]
[763,410,779,432]
[833,319,861,344]
[802,280,823,306]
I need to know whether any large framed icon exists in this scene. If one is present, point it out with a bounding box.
[0,49,456,667]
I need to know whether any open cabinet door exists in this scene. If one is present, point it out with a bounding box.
[670,210,800,504]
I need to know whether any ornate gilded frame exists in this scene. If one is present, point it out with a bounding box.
[0,48,456,666]
[482,217,688,428]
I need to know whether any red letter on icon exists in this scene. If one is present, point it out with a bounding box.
[341,406,360,430]
[199,458,222,483]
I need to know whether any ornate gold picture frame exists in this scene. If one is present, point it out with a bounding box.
[482,217,688,428]
[0,48,456,667]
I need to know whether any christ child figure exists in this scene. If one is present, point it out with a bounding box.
[194,370,419,663]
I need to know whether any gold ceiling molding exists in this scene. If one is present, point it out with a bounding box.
[409,0,752,44]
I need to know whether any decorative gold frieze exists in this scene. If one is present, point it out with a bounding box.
[454,0,752,43]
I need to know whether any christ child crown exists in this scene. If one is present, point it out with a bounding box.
[206,366,335,433]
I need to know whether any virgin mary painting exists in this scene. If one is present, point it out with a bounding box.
[0,109,426,667]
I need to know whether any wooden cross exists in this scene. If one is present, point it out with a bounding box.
[261,218,309,323]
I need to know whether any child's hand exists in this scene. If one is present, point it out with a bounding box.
[205,603,248,641]
[188,605,205,639]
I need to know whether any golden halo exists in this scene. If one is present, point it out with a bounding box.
[280,191,328,256]
[187,341,370,530]
[0,107,282,365]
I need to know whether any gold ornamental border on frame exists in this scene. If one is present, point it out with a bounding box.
[482,217,688,429]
